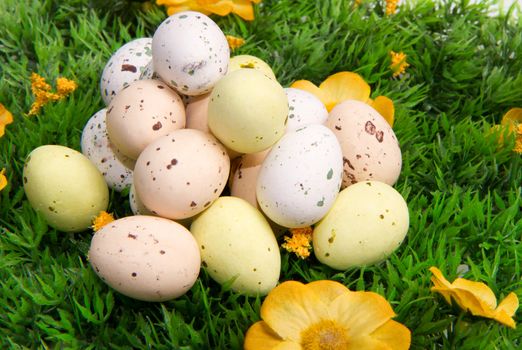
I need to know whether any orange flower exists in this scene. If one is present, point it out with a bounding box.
[290,72,395,126]
[0,104,14,138]
[500,108,522,154]
[389,51,409,77]
[226,35,245,51]
[92,211,115,231]
[28,73,77,116]
[430,267,519,328]
[156,0,262,21]
[281,227,313,259]
[244,280,411,350]
[385,0,399,15]
[0,168,7,192]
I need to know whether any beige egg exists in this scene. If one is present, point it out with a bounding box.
[88,215,201,302]
[106,79,186,159]
[134,129,230,220]
[230,149,270,209]
[326,100,402,188]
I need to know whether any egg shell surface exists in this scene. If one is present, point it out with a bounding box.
[230,149,270,209]
[326,100,402,188]
[23,145,109,232]
[88,215,200,302]
[190,196,280,296]
[81,108,134,191]
[100,38,152,105]
[284,88,328,133]
[257,124,343,228]
[228,55,276,80]
[313,181,409,270]
[134,129,230,219]
[207,69,288,154]
[152,11,229,96]
[106,79,186,159]
[129,183,154,216]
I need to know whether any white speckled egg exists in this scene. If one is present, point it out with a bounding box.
[23,145,109,232]
[152,11,229,96]
[88,215,201,302]
[284,88,328,133]
[100,38,152,105]
[313,181,409,270]
[106,79,186,159]
[228,55,276,80]
[257,124,343,228]
[134,129,230,220]
[129,183,154,216]
[190,196,280,296]
[81,108,134,191]
[139,60,158,80]
[326,100,402,188]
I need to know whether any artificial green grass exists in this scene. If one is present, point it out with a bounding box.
[1,0,521,348]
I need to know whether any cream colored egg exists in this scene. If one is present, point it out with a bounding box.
[326,100,402,188]
[313,181,409,270]
[134,129,230,220]
[230,149,270,208]
[106,79,186,159]
[190,196,280,296]
[228,55,276,80]
[129,183,154,216]
[207,69,288,154]
[23,145,109,232]
[88,216,200,302]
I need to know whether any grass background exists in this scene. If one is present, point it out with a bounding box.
[1,0,521,348]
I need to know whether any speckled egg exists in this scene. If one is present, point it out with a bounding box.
[257,124,343,228]
[129,183,154,216]
[81,108,134,191]
[326,100,402,188]
[133,129,230,219]
[228,55,276,80]
[190,196,280,296]
[185,93,211,132]
[139,60,158,80]
[313,181,409,270]
[284,88,328,133]
[100,38,152,105]
[230,149,270,208]
[152,11,229,96]
[88,215,201,302]
[208,69,288,154]
[106,79,186,159]
[23,145,109,232]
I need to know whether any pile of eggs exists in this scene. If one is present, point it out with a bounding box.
[22,11,409,302]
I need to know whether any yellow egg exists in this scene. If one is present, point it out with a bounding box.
[228,55,277,81]
[23,145,109,232]
[207,69,288,154]
[313,181,409,270]
[190,196,280,295]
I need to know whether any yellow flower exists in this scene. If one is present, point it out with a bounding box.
[28,73,77,116]
[281,227,313,259]
[156,0,262,21]
[92,211,115,231]
[500,108,522,154]
[0,104,14,138]
[0,168,7,192]
[389,51,409,78]
[430,267,519,328]
[290,72,395,126]
[244,280,411,350]
[226,35,245,51]
[385,0,399,15]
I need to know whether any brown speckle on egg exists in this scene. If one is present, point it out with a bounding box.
[152,122,162,131]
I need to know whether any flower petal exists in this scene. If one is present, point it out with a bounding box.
[329,291,395,337]
[371,95,395,127]
[0,168,7,192]
[493,310,517,329]
[370,319,411,350]
[496,292,519,317]
[230,0,256,20]
[203,0,234,16]
[318,72,371,109]
[429,267,453,288]
[244,321,285,350]
[260,281,327,342]
[306,280,350,305]
[345,336,390,350]
[501,108,522,129]
[452,278,497,310]
[290,80,331,108]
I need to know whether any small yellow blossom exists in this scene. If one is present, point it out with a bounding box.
[226,35,245,51]
[28,73,77,116]
[244,280,411,350]
[389,50,409,77]
[281,227,313,259]
[0,168,7,192]
[92,211,115,231]
[385,0,399,15]
[501,108,522,154]
[156,0,262,21]
[0,104,14,138]
[430,267,519,328]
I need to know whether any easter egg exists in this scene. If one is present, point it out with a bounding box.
[228,55,276,80]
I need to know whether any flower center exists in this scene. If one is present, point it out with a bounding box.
[301,320,350,350]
